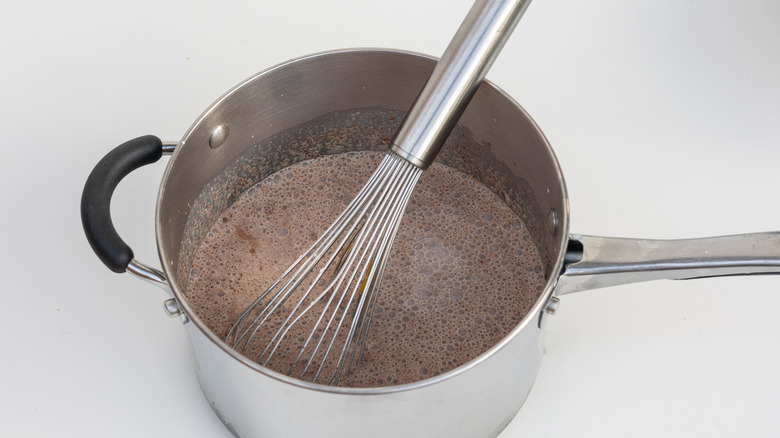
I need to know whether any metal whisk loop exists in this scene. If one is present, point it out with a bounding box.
[225,152,421,384]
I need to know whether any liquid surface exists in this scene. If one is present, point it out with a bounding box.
[186,151,546,387]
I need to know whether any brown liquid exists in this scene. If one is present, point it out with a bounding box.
[185,151,545,387]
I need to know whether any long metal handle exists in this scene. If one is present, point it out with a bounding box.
[390,0,533,169]
[554,232,780,295]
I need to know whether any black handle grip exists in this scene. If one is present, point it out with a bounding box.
[81,135,163,273]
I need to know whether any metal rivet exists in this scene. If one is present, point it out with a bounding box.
[163,298,181,318]
[545,296,560,315]
[209,123,230,149]
[548,209,559,236]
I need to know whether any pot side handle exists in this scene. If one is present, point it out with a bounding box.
[81,135,173,290]
[554,232,780,296]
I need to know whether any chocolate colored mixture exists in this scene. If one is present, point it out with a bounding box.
[186,151,545,387]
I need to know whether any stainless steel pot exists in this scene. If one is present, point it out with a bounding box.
[81,48,780,438]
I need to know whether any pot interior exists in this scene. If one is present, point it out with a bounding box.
[156,48,568,382]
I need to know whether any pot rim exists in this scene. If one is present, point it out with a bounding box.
[156,47,570,395]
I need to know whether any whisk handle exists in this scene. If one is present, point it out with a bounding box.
[390,0,532,169]
[81,135,163,273]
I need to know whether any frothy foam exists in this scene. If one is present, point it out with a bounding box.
[185,151,546,387]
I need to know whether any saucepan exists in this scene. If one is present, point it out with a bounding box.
[81,48,780,438]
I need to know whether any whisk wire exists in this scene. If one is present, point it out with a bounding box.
[304,154,417,382]
[226,153,422,384]
[344,162,421,377]
[225,156,396,348]
[316,158,420,383]
[265,156,407,371]
[256,164,394,364]
[332,160,422,383]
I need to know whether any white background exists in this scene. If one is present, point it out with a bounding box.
[1,0,779,436]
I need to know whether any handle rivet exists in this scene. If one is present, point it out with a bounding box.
[164,298,182,317]
[548,209,559,236]
[209,123,230,149]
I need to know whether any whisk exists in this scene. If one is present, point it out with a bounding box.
[226,0,533,385]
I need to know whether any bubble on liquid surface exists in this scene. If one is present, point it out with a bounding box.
[424,237,441,250]
[412,284,434,300]
[417,264,434,276]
